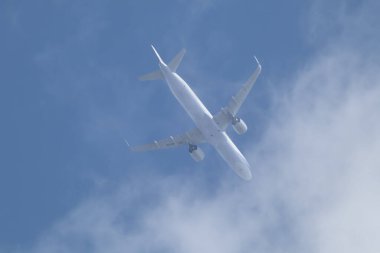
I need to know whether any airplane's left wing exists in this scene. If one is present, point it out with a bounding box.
[129,128,204,152]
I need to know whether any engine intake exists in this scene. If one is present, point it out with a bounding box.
[189,144,205,162]
[232,117,248,135]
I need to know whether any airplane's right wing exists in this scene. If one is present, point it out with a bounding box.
[213,57,261,130]
[129,127,205,152]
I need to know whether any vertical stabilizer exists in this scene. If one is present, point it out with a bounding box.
[151,45,165,64]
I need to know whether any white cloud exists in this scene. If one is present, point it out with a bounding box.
[16,1,380,252]
[252,49,380,252]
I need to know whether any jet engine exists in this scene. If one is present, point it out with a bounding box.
[189,144,205,162]
[232,117,248,135]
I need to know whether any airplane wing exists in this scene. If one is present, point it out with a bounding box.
[129,128,205,152]
[213,57,262,130]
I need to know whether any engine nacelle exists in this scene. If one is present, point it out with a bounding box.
[232,118,248,135]
[189,145,205,162]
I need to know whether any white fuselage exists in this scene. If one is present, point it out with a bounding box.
[159,63,252,180]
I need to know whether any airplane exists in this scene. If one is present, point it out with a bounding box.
[129,45,261,181]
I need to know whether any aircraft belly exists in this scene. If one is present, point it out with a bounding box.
[212,133,252,180]
[164,72,252,180]
[167,75,212,124]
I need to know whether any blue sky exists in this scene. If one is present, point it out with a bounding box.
[1,0,380,252]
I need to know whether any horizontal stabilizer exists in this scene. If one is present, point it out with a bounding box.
[168,49,186,72]
[138,70,163,81]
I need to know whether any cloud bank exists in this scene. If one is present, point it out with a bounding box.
[14,1,380,253]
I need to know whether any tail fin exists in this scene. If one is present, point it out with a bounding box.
[151,45,165,64]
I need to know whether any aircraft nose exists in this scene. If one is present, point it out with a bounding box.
[242,167,252,181]
[235,162,252,181]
